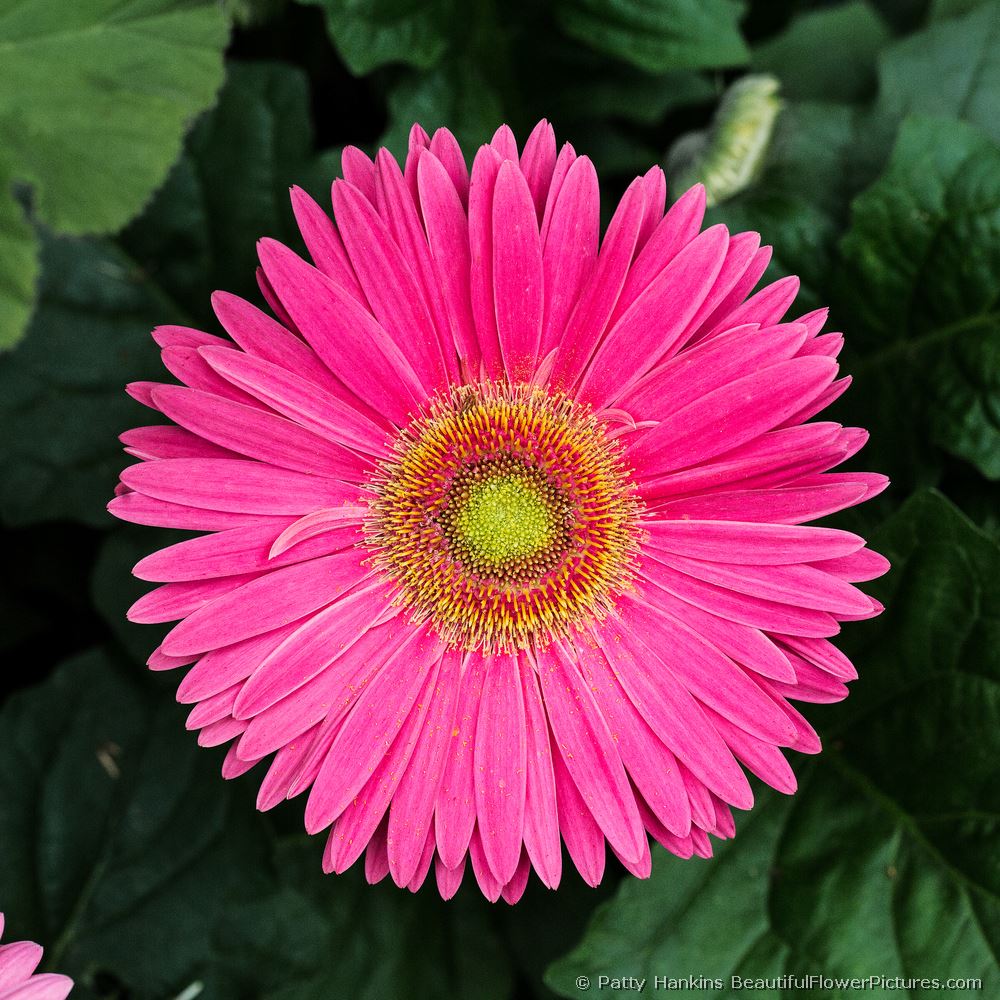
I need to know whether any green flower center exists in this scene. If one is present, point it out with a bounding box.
[454,474,554,566]
[436,458,572,586]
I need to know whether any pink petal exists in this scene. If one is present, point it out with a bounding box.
[160,346,266,408]
[539,142,578,244]
[628,357,839,475]
[610,183,705,325]
[536,643,646,864]
[705,274,799,336]
[132,520,359,582]
[121,458,353,515]
[474,652,527,883]
[341,145,376,202]
[636,165,666,249]
[234,581,394,718]
[211,291,346,397]
[645,518,864,564]
[429,127,469,205]
[289,186,363,296]
[199,346,390,458]
[493,160,544,381]
[642,555,840,637]
[374,149,460,383]
[128,573,262,624]
[635,580,797,682]
[655,482,868,525]
[161,547,366,656]
[501,850,533,905]
[109,492,296,532]
[576,224,730,407]
[468,144,505,377]
[468,826,504,902]
[0,941,43,984]
[386,651,462,886]
[576,642,691,836]
[491,124,518,160]
[552,179,645,390]
[707,707,797,794]
[519,658,562,889]
[120,425,240,462]
[520,119,557,221]
[435,655,488,868]
[176,621,302,703]
[418,152,480,368]
[325,656,443,877]
[551,744,605,887]
[593,615,753,808]
[256,239,424,424]
[150,385,365,480]
[539,155,599,359]
[332,179,448,393]
[435,856,466,899]
[305,627,444,833]
[626,601,798,745]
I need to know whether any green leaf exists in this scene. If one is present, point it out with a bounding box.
[0,0,228,348]
[0,233,171,528]
[120,61,340,322]
[0,173,38,349]
[877,0,1000,144]
[554,0,749,74]
[298,0,454,73]
[0,648,274,999]
[526,41,717,128]
[548,491,1000,998]
[204,839,515,1000]
[753,2,890,104]
[836,116,1000,483]
[0,62,338,529]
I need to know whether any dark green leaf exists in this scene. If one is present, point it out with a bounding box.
[753,2,890,104]
[298,0,454,73]
[836,116,1000,483]
[0,234,170,527]
[204,838,515,1000]
[0,0,228,348]
[0,648,273,999]
[548,491,1000,998]
[877,0,1000,143]
[554,0,749,74]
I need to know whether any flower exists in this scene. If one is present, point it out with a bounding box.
[110,120,888,903]
[0,913,73,999]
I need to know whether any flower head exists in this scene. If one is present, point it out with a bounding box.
[111,120,888,902]
[0,913,74,999]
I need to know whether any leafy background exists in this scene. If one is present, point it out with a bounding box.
[1,0,998,996]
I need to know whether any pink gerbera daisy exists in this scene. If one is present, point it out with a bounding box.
[0,913,73,999]
[110,120,889,903]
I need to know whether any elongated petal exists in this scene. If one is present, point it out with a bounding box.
[474,652,527,882]
[493,160,544,381]
[161,548,367,656]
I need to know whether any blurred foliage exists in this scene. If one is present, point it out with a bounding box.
[1,0,999,997]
